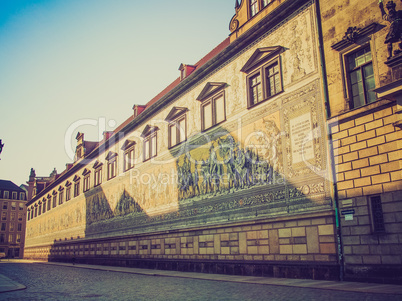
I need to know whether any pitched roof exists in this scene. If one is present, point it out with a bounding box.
[0,180,25,192]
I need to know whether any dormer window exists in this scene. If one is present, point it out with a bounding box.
[179,64,196,80]
[250,0,271,18]
[141,125,159,161]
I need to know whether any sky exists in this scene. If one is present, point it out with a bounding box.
[0,0,235,186]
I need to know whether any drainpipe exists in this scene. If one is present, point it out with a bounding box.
[314,0,344,281]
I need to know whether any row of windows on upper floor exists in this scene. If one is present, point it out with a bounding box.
[0,191,25,201]
[1,211,24,222]
[27,44,378,220]
[0,233,22,244]
[0,222,24,232]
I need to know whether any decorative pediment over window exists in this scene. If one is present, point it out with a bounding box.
[58,186,64,191]
[141,125,159,138]
[196,83,227,101]
[105,151,118,161]
[121,140,136,151]
[92,161,103,169]
[165,107,189,122]
[52,190,57,195]
[47,194,51,199]
[65,181,71,187]
[240,46,284,73]
[42,197,46,203]
[73,175,80,182]
[331,23,384,51]
[82,168,91,176]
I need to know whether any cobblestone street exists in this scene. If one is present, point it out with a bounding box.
[0,262,401,300]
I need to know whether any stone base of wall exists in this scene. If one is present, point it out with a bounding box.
[49,257,340,281]
[344,264,402,285]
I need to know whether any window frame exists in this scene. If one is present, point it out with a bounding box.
[201,91,226,132]
[168,114,187,149]
[107,157,117,180]
[94,167,103,186]
[58,188,64,205]
[246,57,283,108]
[124,147,135,171]
[249,0,272,18]
[83,173,91,192]
[141,126,158,162]
[74,179,80,198]
[344,44,376,109]
[369,195,385,233]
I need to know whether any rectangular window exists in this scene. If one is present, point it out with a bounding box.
[247,58,282,108]
[12,192,17,200]
[38,204,42,215]
[18,223,22,231]
[11,212,15,221]
[11,202,16,210]
[10,223,14,232]
[18,213,22,221]
[370,195,385,233]
[9,234,13,243]
[168,116,187,148]
[52,194,57,208]
[19,192,25,200]
[16,234,21,243]
[74,181,80,197]
[107,159,117,179]
[1,223,5,231]
[124,148,135,171]
[19,203,23,210]
[262,0,271,7]
[201,92,226,131]
[42,202,46,214]
[250,0,258,17]
[83,175,90,192]
[3,202,7,210]
[4,191,9,199]
[0,234,5,242]
[34,207,37,217]
[94,168,102,186]
[66,187,71,201]
[143,133,157,161]
[1,212,6,220]
[347,46,376,109]
[47,197,51,210]
[59,190,64,204]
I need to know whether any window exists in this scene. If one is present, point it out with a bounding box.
[9,234,13,243]
[52,193,57,208]
[11,202,16,210]
[2,202,7,210]
[1,223,5,231]
[10,223,14,232]
[38,203,42,215]
[166,107,188,148]
[107,156,117,179]
[11,212,15,221]
[201,93,225,131]
[66,183,72,201]
[19,203,23,211]
[83,173,90,192]
[18,213,23,221]
[94,167,102,186]
[3,191,8,199]
[250,0,258,17]
[1,212,6,220]
[74,179,80,197]
[370,195,385,233]
[34,206,38,217]
[19,192,25,200]
[141,126,158,162]
[347,46,376,109]
[16,234,21,243]
[42,200,46,214]
[0,234,4,243]
[247,59,282,107]
[47,196,51,211]
[12,192,17,199]
[58,189,64,204]
[18,223,22,231]
[124,147,135,171]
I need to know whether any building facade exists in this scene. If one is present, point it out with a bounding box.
[25,0,401,283]
[0,180,27,258]
[321,0,402,283]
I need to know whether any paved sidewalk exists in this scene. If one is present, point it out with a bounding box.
[0,273,26,293]
[1,260,402,295]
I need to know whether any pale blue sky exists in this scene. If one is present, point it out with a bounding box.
[0,0,234,186]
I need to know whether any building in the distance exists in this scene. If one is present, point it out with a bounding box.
[321,0,402,283]
[0,180,27,258]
